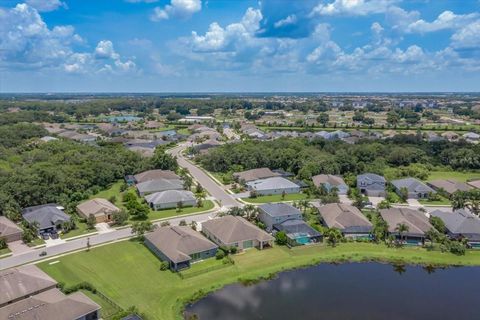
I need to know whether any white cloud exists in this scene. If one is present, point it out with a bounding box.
[274,14,297,28]
[407,11,479,33]
[151,0,201,21]
[95,40,120,60]
[451,21,480,49]
[371,22,384,34]
[25,0,67,12]
[311,0,396,16]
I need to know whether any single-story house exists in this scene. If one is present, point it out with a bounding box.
[357,173,386,197]
[202,215,274,250]
[391,177,436,199]
[132,169,180,184]
[145,190,197,210]
[313,202,373,239]
[233,168,280,183]
[136,178,184,196]
[427,179,472,196]
[258,203,303,231]
[312,174,349,195]
[430,209,480,247]
[246,177,300,196]
[0,216,23,243]
[273,219,322,246]
[144,226,218,271]
[380,208,433,244]
[463,132,480,143]
[76,198,120,223]
[22,204,70,235]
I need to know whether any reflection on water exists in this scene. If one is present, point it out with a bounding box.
[185,263,480,320]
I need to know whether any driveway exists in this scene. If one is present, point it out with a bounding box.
[406,198,422,208]
[368,196,385,207]
[339,194,352,205]
[8,240,33,255]
[95,222,113,234]
[45,238,66,247]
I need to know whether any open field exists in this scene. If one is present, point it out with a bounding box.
[427,171,480,182]
[242,193,310,204]
[37,240,480,320]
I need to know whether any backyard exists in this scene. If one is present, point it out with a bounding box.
[242,193,310,204]
[37,240,480,320]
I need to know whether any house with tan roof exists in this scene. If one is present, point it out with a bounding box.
[132,169,180,184]
[76,198,120,223]
[233,168,280,183]
[202,215,274,250]
[427,179,472,196]
[312,174,348,195]
[144,226,218,271]
[0,216,23,243]
[380,208,433,244]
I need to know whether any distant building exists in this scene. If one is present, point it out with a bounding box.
[245,177,300,196]
[233,168,280,183]
[391,177,436,199]
[0,216,23,243]
[312,174,348,195]
[357,173,386,197]
[258,203,303,231]
[179,116,215,123]
[380,208,433,244]
[430,209,480,247]
[427,179,472,196]
[22,204,70,235]
[145,190,197,210]
[76,198,120,223]
[132,170,180,184]
[136,178,184,196]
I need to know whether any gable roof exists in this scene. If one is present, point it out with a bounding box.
[134,170,180,184]
[0,216,23,238]
[430,209,480,240]
[312,175,346,188]
[0,265,57,306]
[380,208,433,236]
[273,219,321,237]
[233,168,280,182]
[145,190,196,205]
[202,215,274,244]
[145,226,217,263]
[0,288,100,320]
[357,173,386,183]
[246,177,299,191]
[76,198,120,217]
[313,203,372,233]
[136,179,183,194]
[21,204,70,230]
[391,177,435,194]
[258,203,301,218]
[427,179,472,194]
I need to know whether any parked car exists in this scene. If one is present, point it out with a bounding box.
[41,233,50,240]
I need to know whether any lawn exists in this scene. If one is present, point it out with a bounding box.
[38,240,480,320]
[0,247,11,256]
[90,181,126,210]
[27,238,45,247]
[62,221,96,240]
[427,171,480,182]
[418,196,451,206]
[242,193,310,204]
[146,200,214,221]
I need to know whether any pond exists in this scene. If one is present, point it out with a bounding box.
[185,263,480,320]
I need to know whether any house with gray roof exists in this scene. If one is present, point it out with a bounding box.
[133,169,180,184]
[0,216,23,243]
[430,209,480,247]
[463,132,480,143]
[313,203,372,239]
[427,179,472,196]
[258,203,303,231]
[380,208,433,244]
[357,173,386,197]
[145,190,197,210]
[312,174,348,195]
[144,226,218,271]
[233,168,280,183]
[391,177,436,199]
[202,215,274,250]
[22,204,70,235]
[246,177,300,196]
[136,178,184,196]
[273,219,322,246]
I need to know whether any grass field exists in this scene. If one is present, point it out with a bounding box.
[0,247,11,256]
[147,200,214,221]
[418,196,451,206]
[427,171,480,182]
[38,240,480,320]
[242,193,310,203]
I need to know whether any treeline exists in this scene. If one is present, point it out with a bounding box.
[197,136,480,180]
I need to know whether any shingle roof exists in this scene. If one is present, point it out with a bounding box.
[273,219,321,237]
[145,190,196,205]
[430,209,480,241]
[136,179,183,194]
[312,175,346,188]
[246,177,299,191]
[0,288,100,320]
[233,168,280,182]
[380,208,433,237]
[313,203,372,233]
[357,173,386,183]
[21,204,70,230]
[76,198,120,217]
[258,203,301,218]
[427,179,472,194]
[145,226,217,263]
[202,215,274,244]
[468,179,480,189]
[134,170,180,184]
[0,216,23,239]
[0,265,57,306]
[391,177,435,194]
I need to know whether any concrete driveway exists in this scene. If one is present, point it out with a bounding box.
[8,240,32,255]
[368,196,385,207]
[339,194,352,205]
[407,198,422,207]
[95,223,113,234]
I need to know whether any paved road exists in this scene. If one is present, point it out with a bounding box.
[0,212,215,270]
[168,144,243,208]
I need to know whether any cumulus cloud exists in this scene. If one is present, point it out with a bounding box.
[25,0,67,12]
[451,21,480,49]
[407,10,479,33]
[151,0,201,21]
[311,0,396,16]
[274,14,297,28]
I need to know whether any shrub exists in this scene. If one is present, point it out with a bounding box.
[215,250,225,260]
[229,246,238,254]
[160,261,169,271]
[275,231,288,245]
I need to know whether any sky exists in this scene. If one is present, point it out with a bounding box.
[1,0,480,92]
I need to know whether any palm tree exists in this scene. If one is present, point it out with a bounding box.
[395,223,409,245]
[324,228,343,247]
[298,200,310,214]
[243,204,258,221]
[195,191,206,207]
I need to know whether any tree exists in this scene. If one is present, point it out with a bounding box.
[377,200,391,210]
[0,237,7,250]
[395,223,409,245]
[128,201,149,220]
[281,190,286,200]
[21,221,38,244]
[112,209,129,226]
[371,213,388,242]
[176,201,184,212]
[150,148,178,171]
[317,113,329,126]
[195,183,204,194]
[386,111,400,126]
[398,187,409,202]
[183,175,193,191]
[298,200,310,214]
[429,216,446,233]
[324,228,343,247]
[131,221,154,238]
[195,190,206,207]
[243,204,258,221]
[249,190,257,198]
[275,231,288,245]
[452,189,480,216]
[86,214,97,229]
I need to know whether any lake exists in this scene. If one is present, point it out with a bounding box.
[185,263,480,320]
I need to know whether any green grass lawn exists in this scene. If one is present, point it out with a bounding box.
[0,247,11,256]
[176,128,191,136]
[27,238,45,247]
[418,196,451,206]
[242,193,310,204]
[38,240,480,320]
[427,171,480,182]
[62,221,96,240]
[146,200,214,221]
[90,181,126,210]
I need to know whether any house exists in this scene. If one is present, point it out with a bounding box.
[144,226,218,271]
[313,203,372,239]
[0,216,23,243]
[145,190,197,210]
[258,203,303,231]
[441,131,459,141]
[427,179,472,196]
[312,174,349,195]
[246,177,301,196]
[357,173,386,197]
[380,208,433,244]
[391,177,436,199]
[133,170,180,184]
[463,132,480,143]
[22,204,70,235]
[233,168,280,183]
[76,198,120,223]
[273,219,322,246]
[202,215,274,250]
[136,178,184,196]
[430,209,480,247]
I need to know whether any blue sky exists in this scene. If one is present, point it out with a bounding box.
[1,0,480,92]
